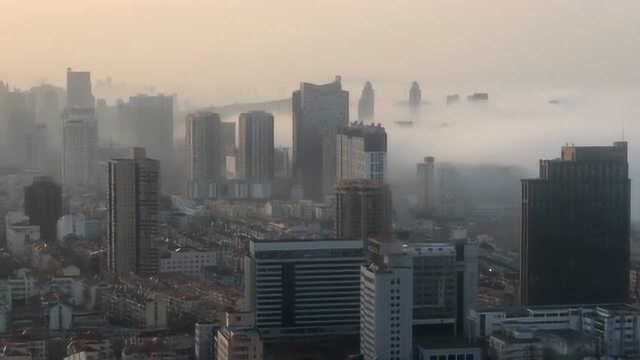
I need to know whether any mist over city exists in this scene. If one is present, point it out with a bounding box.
[1,1,640,360]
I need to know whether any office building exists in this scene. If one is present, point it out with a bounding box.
[521,141,630,305]
[24,176,62,243]
[27,83,65,150]
[360,257,413,360]
[66,68,95,109]
[409,81,421,110]
[238,111,274,182]
[417,156,436,212]
[292,76,349,201]
[119,94,174,190]
[337,123,387,183]
[62,108,96,189]
[185,112,224,199]
[26,124,49,173]
[357,81,375,122]
[244,238,364,338]
[3,89,36,165]
[336,179,392,240]
[108,148,160,275]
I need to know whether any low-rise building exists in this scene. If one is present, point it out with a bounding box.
[216,312,262,360]
[159,247,217,279]
[102,287,168,329]
[5,212,40,261]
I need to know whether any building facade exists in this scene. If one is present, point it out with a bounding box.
[24,176,62,243]
[521,141,630,305]
[185,112,224,199]
[245,239,364,338]
[337,123,387,183]
[108,148,160,275]
[417,156,436,213]
[360,259,413,360]
[238,111,274,182]
[357,81,374,122]
[292,76,349,201]
[336,180,392,241]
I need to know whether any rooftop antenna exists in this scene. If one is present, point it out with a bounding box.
[622,120,626,141]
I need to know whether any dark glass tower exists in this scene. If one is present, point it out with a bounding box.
[24,176,62,243]
[521,141,630,305]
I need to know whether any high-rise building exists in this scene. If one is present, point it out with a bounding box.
[417,156,436,213]
[3,90,36,166]
[185,112,224,199]
[222,122,236,155]
[62,108,96,189]
[337,123,387,183]
[66,68,95,109]
[108,147,160,275]
[521,141,630,305]
[409,81,421,110]
[238,111,274,182]
[119,94,174,191]
[24,176,62,243]
[357,81,375,123]
[336,179,392,241]
[360,257,413,360]
[292,76,349,201]
[26,124,48,173]
[27,84,65,150]
[215,312,263,360]
[274,147,292,179]
[244,238,364,338]
[63,68,97,190]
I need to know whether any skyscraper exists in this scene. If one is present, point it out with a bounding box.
[357,81,375,122]
[62,108,95,188]
[3,89,35,166]
[521,141,630,305]
[108,147,160,275]
[66,68,95,109]
[63,68,97,190]
[360,256,413,360]
[119,94,174,191]
[24,176,62,243]
[337,123,387,183]
[417,156,436,213]
[409,81,421,111]
[292,76,349,201]
[336,179,392,241]
[26,124,48,173]
[238,111,274,182]
[185,112,224,199]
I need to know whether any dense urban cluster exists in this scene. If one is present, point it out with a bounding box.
[0,69,638,360]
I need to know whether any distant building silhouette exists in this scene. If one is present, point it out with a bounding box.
[118,94,174,191]
[521,141,630,305]
[292,76,349,201]
[185,112,224,199]
[24,176,62,243]
[409,81,421,110]
[417,156,436,213]
[108,147,159,275]
[357,81,375,122]
[238,111,274,183]
[63,68,97,190]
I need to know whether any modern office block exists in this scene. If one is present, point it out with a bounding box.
[521,141,630,305]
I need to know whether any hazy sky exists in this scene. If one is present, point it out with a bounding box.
[2,0,640,104]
